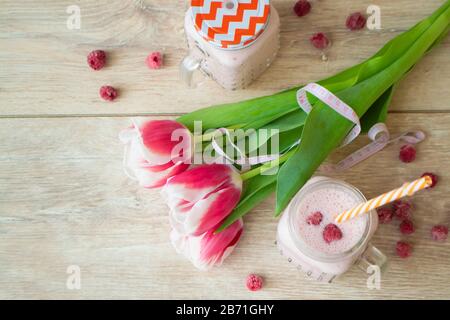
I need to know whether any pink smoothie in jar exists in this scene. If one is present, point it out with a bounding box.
[181,0,280,90]
[277,177,386,282]
[296,185,367,255]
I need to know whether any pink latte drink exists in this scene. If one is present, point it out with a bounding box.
[277,177,385,282]
[181,0,280,90]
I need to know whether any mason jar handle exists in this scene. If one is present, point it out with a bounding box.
[356,243,388,274]
[180,54,203,87]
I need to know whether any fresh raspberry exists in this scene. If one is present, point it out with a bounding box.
[399,144,416,163]
[310,33,330,50]
[87,50,106,70]
[396,241,412,258]
[431,225,448,241]
[399,220,415,235]
[146,52,163,69]
[346,12,367,31]
[422,172,438,188]
[306,211,323,226]
[323,224,343,244]
[393,200,412,220]
[246,274,263,291]
[377,207,394,224]
[99,85,118,101]
[293,0,311,17]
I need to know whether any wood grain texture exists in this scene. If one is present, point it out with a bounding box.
[0,0,449,116]
[0,114,449,299]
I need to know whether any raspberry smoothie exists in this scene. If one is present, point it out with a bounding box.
[181,1,280,90]
[295,185,368,256]
[277,177,384,282]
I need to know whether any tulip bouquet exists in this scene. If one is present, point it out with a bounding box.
[121,1,449,270]
[120,121,245,269]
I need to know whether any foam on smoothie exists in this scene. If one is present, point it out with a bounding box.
[296,185,368,255]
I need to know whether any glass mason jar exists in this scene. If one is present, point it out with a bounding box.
[180,0,280,90]
[277,177,387,283]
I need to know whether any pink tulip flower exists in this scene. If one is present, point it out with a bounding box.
[120,119,192,188]
[170,219,244,270]
[162,164,243,236]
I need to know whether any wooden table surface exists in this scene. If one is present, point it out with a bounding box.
[0,0,449,300]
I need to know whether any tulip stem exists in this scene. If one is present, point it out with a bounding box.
[240,149,296,181]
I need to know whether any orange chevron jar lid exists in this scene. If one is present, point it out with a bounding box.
[191,0,271,50]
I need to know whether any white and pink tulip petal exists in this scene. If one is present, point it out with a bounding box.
[120,124,190,189]
[170,219,244,271]
[170,186,242,236]
[162,164,243,236]
[163,164,239,203]
[132,118,192,166]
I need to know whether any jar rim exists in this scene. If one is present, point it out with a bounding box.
[287,177,375,262]
[189,0,272,50]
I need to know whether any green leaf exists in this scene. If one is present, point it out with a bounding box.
[238,174,276,208]
[257,110,307,133]
[360,85,395,132]
[244,114,305,154]
[276,102,349,215]
[242,108,300,131]
[177,90,299,131]
[247,126,303,155]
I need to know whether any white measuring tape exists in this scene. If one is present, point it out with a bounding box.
[297,83,362,146]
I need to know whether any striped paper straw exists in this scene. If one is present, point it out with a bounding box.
[335,175,433,224]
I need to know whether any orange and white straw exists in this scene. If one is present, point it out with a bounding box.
[335,175,433,224]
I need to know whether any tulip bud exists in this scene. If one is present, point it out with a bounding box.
[170,219,244,270]
[162,164,242,236]
[120,119,192,188]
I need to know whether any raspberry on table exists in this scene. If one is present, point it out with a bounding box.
[246,274,263,291]
[99,85,118,101]
[400,220,415,235]
[377,207,394,224]
[396,241,412,258]
[431,225,448,241]
[310,33,330,50]
[346,12,367,30]
[323,224,343,244]
[422,172,438,188]
[393,200,412,220]
[399,144,416,163]
[146,52,163,69]
[306,211,323,226]
[293,0,311,17]
[87,50,106,70]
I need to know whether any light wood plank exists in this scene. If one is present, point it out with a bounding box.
[0,0,448,116]
[0,114,449,299]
